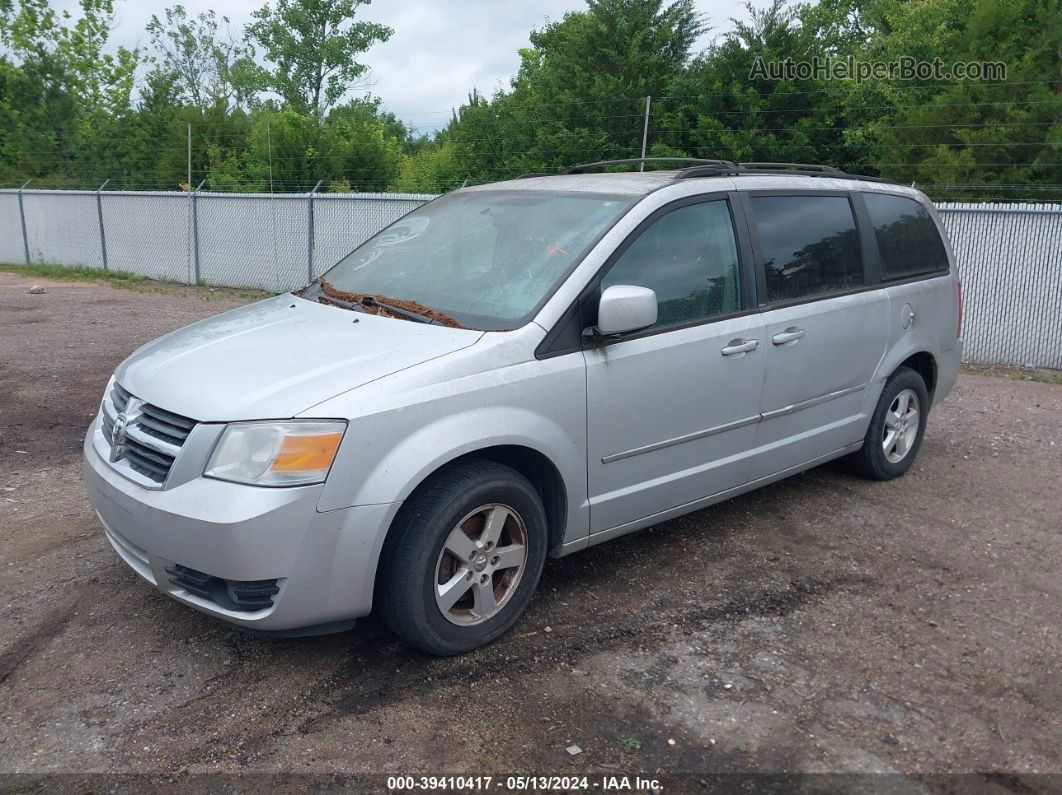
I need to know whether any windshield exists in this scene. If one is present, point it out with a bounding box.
[309,189,635,330]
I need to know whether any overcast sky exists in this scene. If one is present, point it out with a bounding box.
[52,0,756,133]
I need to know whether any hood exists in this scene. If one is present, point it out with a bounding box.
[115,295,483,421]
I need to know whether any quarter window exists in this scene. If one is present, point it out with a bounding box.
[863,193,949,279]
[600,200,742,329]
[751,195,863,303]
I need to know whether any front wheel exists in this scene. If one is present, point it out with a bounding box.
[377,460,548,655]
[849,366,930,481]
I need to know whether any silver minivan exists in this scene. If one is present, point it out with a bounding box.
[84,161,963,655]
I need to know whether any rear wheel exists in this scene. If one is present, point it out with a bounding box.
[849,366,929,480]
[378,460,548,655]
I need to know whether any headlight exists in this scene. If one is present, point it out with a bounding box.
[204,420,346,486]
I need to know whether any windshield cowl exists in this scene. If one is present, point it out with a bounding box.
[309,278,466,328]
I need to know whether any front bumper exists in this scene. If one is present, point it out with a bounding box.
[83,424,400,632]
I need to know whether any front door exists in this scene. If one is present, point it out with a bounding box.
[585,197,766,533]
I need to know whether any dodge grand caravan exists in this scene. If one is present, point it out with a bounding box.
[84,159,963,655]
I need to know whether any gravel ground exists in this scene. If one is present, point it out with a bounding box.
[1,271,1060,791]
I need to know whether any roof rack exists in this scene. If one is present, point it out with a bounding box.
[675,163,744,179]
[517,158,895,184]
[674,162,896,184]
[739,162,844,175]
[563,157,738,175]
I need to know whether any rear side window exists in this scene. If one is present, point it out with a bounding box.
[863,193,949,279]
[750,195,863,303]
[601,199,742,328]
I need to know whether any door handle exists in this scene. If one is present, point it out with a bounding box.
[721,338,759,357]
[772,327,805,346]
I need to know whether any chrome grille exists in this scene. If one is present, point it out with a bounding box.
[100,382,196,486]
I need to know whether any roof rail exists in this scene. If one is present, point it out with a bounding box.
[675,164,744,179]
[564,157,738,175]
[739,162,844,175]
[673,161,896,185]
[516,158,896,185]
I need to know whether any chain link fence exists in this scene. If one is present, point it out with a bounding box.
[1,188,434,292]
[1,188,1059,368]
[938,204,1062,370]
[0,191,25,265]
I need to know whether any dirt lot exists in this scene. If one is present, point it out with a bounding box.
[1,270,1060,791]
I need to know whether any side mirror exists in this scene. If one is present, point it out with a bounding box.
[595,285,658,336]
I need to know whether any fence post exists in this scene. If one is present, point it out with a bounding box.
[307,179,324,283]
[96,179,110,271]
[639,95,650,171]
[17,179,31,264]
[191,179,206,285]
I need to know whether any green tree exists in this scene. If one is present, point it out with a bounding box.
[120,69,184,190]
[146,5,260,112]
[326,98,407,189]
[0,0,140,187]
[655,0,856,166]
[328,96,414,147]
[2,0,1057,198]
[391,141,463,193]
[442,0,704,183]
[849,0,1062,196]
[245,0,393,116]
[0,53,77,184]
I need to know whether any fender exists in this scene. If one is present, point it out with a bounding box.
[310,351,590,545]
[859,273,957,421]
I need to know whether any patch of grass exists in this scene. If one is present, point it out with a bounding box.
[962,363,1062,386]
[0,261,146,286]
[620,736,642,751]
[1,262,273,303]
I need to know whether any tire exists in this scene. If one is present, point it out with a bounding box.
[377,460,548,655]
[848,366,930,481]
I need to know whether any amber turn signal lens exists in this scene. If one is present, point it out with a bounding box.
[270,431,344,472]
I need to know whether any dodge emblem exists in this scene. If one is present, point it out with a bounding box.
[111,413,127,446]
[107,397,143,463]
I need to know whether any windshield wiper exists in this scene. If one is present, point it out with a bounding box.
[314,279,465,328]
[315,292,368,313]
[363,295,442,326]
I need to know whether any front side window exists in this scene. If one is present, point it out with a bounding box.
[600,200,742,329]
[863,193,949,279]
[751,195,863,303]
[312,190,635,331]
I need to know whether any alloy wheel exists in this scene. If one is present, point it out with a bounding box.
[883,388,920,464]
[434,504,528,626]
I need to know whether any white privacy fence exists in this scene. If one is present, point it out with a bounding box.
[0,189,435,292]
[1,189,1059,368]
[937,203,1061,370]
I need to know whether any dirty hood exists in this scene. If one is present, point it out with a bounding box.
[115,294,483,421]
